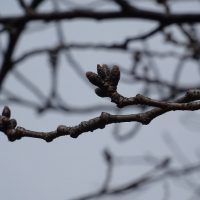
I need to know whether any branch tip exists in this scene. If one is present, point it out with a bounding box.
[2,106,11,118]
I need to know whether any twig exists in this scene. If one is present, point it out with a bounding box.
[1,65,200,142]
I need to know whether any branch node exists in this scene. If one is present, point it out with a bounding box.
[45,135,54,143]
[7,129,17,142]
[57,125,69,134]
[99,112,110,129]
[70,130,80,138]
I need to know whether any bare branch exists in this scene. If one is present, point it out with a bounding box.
[0,0,45,91]
[70,161,200,200]
[1,65,200,142]
[1,8,200,25]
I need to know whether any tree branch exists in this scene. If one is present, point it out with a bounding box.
[70,161,200,200]
[1,65,200,142]
[1,8,200,24]
[0,0,44,91]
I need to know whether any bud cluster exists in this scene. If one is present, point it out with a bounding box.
[86,64,120,98]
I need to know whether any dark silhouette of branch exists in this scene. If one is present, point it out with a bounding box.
[1,7,200,25]
[70,160,200,200]
[0,0,44,91]
[13,44,183,67]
